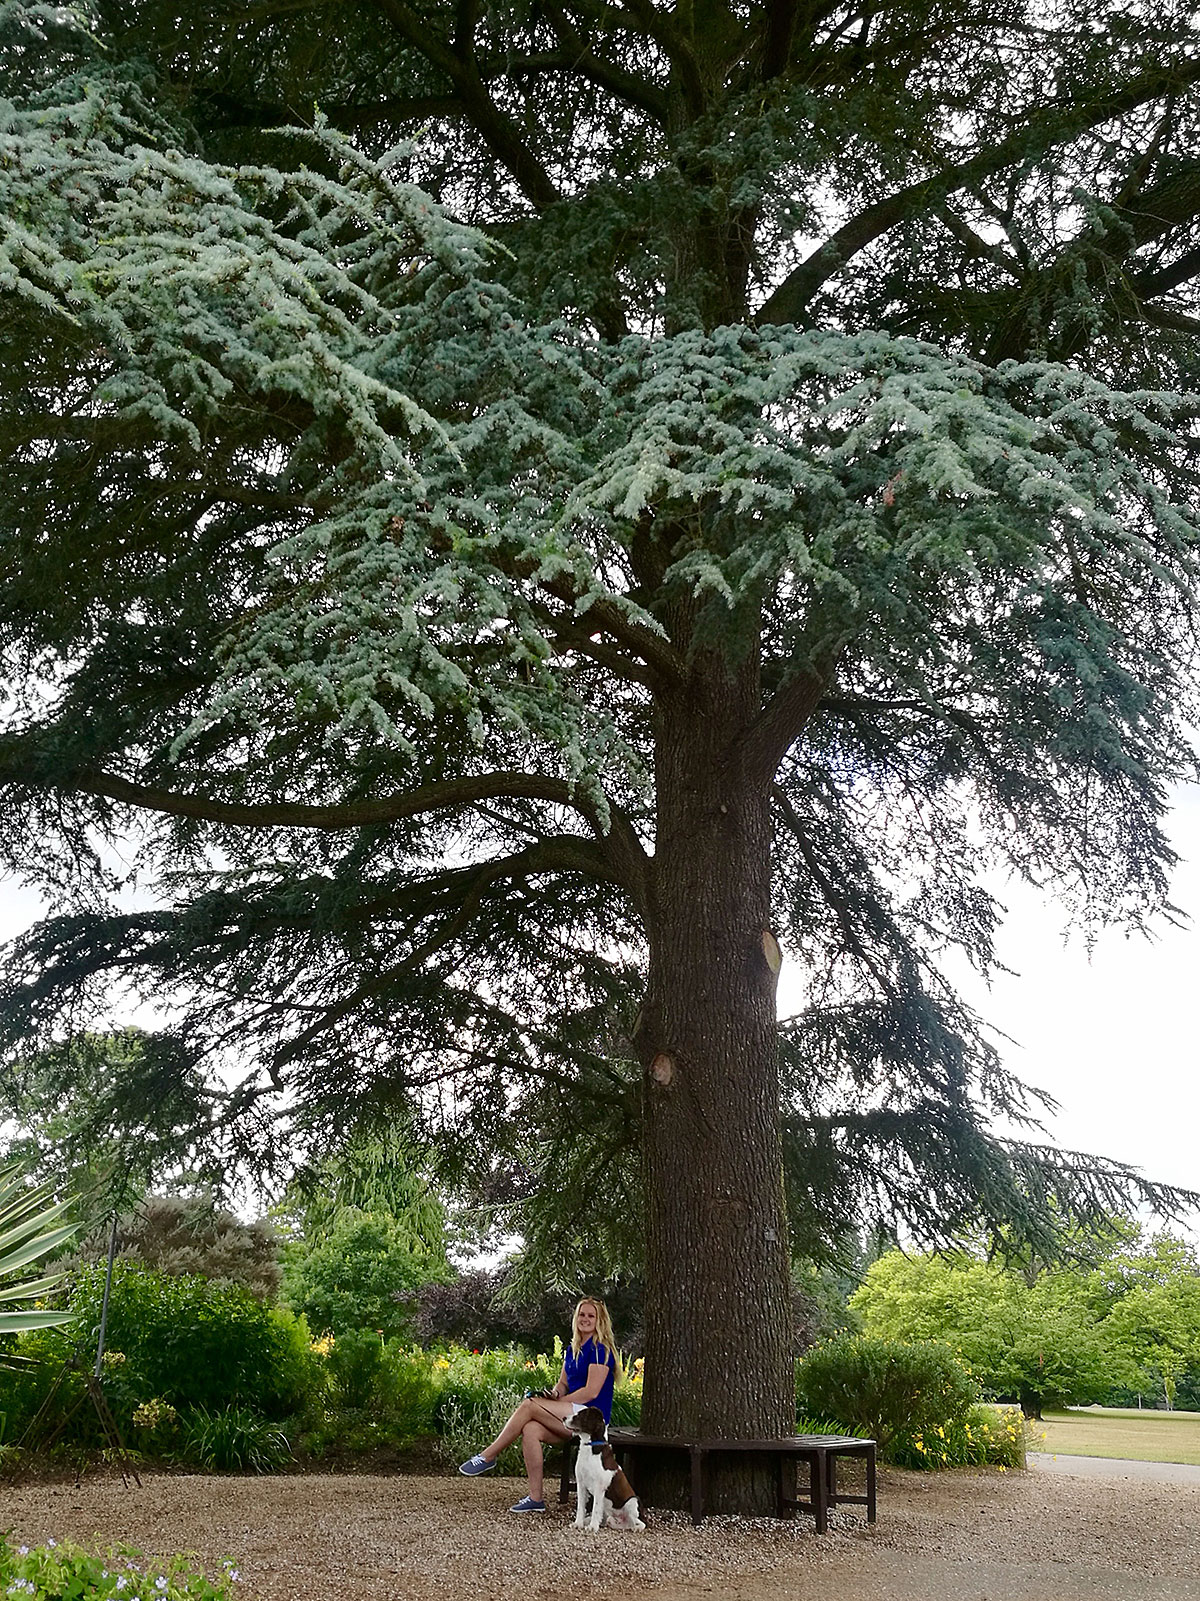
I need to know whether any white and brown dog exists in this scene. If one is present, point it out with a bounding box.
[567,1406,645,1531]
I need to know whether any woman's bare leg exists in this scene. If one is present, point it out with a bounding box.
[521,1420,560,1501]
[482,1397,574,1462]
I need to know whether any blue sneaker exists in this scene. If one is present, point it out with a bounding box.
[458,1453,496,1476]
[508,1496,547,1513]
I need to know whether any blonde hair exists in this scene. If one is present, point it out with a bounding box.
[571,1296,623,1382]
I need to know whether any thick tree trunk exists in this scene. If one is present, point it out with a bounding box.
[637,651,794,1512]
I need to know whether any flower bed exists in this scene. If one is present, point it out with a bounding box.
[0,1536,239,1600]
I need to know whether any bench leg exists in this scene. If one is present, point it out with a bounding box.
[558,1437,576,1505]
[776,1452,795,1519]
[690,1448,705,1525]
[867,1446,876,1524]
[812,1453,828,1534]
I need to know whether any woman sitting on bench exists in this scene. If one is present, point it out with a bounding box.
[458,1295,622,1514]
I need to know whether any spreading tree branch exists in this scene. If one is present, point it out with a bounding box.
[268,835,619,1074]
[759,58,1200,325]
[370,0,563,210]
[739,651,839,785]
[772,784,898,997]
[0,756,651,913]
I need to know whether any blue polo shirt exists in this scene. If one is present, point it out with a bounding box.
[565,1337,617,1421]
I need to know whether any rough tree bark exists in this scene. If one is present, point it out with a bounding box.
[637,644,795,1509]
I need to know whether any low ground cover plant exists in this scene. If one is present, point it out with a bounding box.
[0,1536,239,1600]
[181,1406,294,1472]
[888,1403,1027,1470]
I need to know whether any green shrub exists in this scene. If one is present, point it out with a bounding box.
[889,1403,1028,1470]
[609,1352,643,1427]
[298,1340,558,1461]
[797,1335,980,1452]
[180,1405,293,1472]
[69,1262,319,1420]
[284,1211,448,1340]
[0,1328,83,1445]
[297,1339,638,1464]
[324,1328,385,1410]
[375,1342,441,1436]
[0,1534,239,1599]
[609,1380,642,1426]
[299,1334,444,1457]
[795,1414,852,1435]
[429,1344,558,1423]
[129,1395,181,1455]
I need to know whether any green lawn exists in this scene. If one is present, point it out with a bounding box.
[1034,1407,1200,1464]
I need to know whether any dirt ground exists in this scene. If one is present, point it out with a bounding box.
[5,1464,1200,1601]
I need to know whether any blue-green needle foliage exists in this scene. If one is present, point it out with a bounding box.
[0,0,1199,1301]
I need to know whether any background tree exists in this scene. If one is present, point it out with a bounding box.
[3,0,1200,1504]
[1,1030,233,1223]
[71,1193,282,1302]
[1087,1232,1200,1408]
[277,1127,453,1339]
[283,1211,446,1341]
[853,1229,1200,1414]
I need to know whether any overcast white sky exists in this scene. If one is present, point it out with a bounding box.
[935,784,1200,1237]
[2,785,1198,1236]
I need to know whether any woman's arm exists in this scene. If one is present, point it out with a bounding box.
[573,1361,611,1403]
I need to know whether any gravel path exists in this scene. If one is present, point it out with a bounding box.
[1028,1452,1200,1485]
[5,1466,1200,1601]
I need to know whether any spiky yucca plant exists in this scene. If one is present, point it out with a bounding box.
[0,1164,77,1345]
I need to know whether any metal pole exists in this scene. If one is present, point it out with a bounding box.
[93,1213,118,1380]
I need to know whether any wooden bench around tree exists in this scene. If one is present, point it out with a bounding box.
[558,1427,876,1533]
